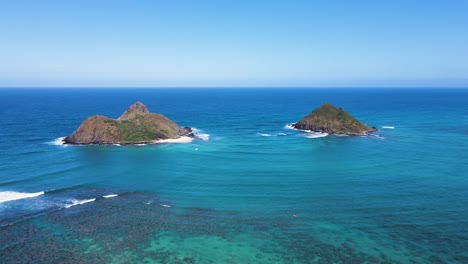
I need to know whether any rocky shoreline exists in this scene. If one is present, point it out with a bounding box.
[63,127,195,146]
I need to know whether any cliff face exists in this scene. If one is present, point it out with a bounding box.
[64,102,191,144]
[293,102,377,135]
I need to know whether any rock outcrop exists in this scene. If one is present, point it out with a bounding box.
[64,102,192,144]
[292,102,377,136]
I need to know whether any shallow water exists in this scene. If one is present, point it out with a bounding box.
[0,88,467,263]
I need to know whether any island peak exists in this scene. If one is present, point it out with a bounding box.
[118,101,150,120]
[292,102,377,136]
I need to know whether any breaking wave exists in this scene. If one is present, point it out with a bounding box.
[0,191,45,203]
[285,124,315,133]
[156,136,194,144]
[382,126,395,129]
[305,132,329,138]
[196,134,210,140]
[285,124,298,131]
[257,132,288,137]
[47,137,66,146]
[103,194,118,198]
[192,128,210,141]
[286,124,328,138]
[64,198,96,208]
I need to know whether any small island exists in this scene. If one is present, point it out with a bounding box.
[291,102,377,136]
[64,102,193,145]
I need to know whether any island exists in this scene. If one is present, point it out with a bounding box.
[290,102,377,136]
[64,102,193,145]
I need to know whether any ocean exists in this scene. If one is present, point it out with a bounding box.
[0,88,467,263]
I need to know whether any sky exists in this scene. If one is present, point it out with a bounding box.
[1,0,467,88]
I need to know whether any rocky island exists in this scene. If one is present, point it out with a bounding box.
[64,102,193,145]
[291,102,377,136]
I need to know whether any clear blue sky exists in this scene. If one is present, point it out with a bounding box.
[1,0,467,87]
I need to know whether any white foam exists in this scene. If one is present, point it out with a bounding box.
[285,124,315,133]
[47,137,66,146]
[160,204,171,208]
[335,134,349,137]
[194,148,199,151]
[103,194,118,198]
[113,144,121,146]
[191,128,210,141]
[195,134,210,140]
[305,132,329,138]
[285,124,298,130]
[382,126,395,129]
[196,133,210,140]
[0,191,44,203]
[135,143,147,146]
[258,132,287,137]
[155,136,194,144]
[64,198,96,208]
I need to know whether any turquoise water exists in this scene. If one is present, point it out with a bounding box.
[0,88,467,263]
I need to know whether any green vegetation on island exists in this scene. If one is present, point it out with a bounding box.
[292,102,377,136]
[64,102,192,144]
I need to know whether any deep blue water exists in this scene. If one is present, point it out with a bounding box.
[0,88,467,263]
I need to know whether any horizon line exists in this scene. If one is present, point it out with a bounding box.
[1,86,467,89]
